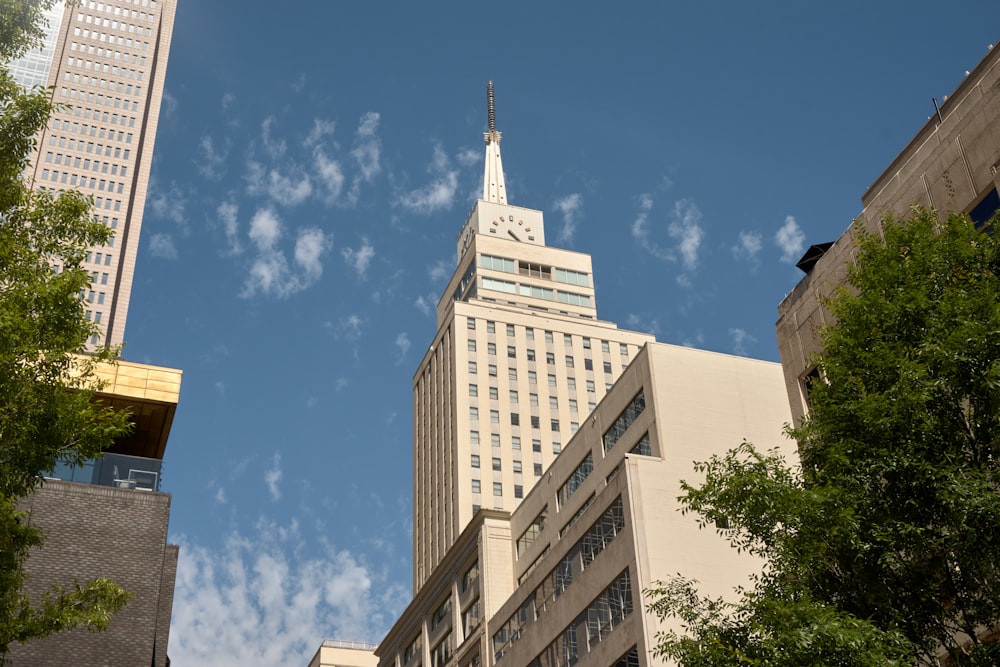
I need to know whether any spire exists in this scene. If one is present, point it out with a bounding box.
[483,80,507,204]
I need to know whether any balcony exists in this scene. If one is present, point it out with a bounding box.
[47,452,162,492]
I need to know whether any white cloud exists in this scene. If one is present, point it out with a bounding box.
[395,332,411,361]
[667,199,704,271]
[161,89,178,118]
[625,313,662,336]
[221,92,236,111]
[348,112,382,204]
[428,259,449,283]
[732,230,763,264]
[214,487,227,504]
[266,167,313,207]
[148,182,188,230]
[414,295,433,318]
[218,201,241,255]
[261,116,287,159]
[149,233,177,259]
[398,145,458,215]
[342,238,375,280]
[304,118,336,148]
[264,452,282,502]
[241,209,332,299]
[291,72,307,93]
[456,147,480,166]
[729,328,757,356]
[553,193,583,244]
[169,522,406,666]
[337,314,364,341]
[197,135,228,180]
[313,150,345,204]
[775,215,805,263]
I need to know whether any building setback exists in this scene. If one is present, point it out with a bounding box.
[776,44,1000,424]
[7,0,177,349]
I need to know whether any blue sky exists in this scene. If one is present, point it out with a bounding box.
[118,2,1000,663]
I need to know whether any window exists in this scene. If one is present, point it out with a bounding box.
[469,384,478,397]
[508,345,516,359]
[491,434,501,447]
[493,482,503,496]
[545,331,554,343]
[604,392,646,452]
[531,416,540,428]
[603,361,613,374]
[470,407,479,420]
[549,397,559,410]
[467,318,476,330]
[512,436,521,450]
[471,454,480,468]
[601,340,610,353]
[510,390,519,403]
[508,368,517,380]
[490,364,498,377]
[534,463,543,476]
[564,334,573,347]
[631,433,652,456]
[506,324,515,336]
[462,561,479,593]
[481,254,515,273]
[584,358,593,371]
[526,349,535,361]
[514,485,523,499]
[513,460,523,473]
[565,356,574,368]
[517,507,547,557]
[583,337,592,350]
[567,377,576,390]
[570,422,579,434]
[463,599,482,636]
[558,453,594,507]
[511,413,520,426]
[487,342,496,355]
[553,442,562,454]
[528,371,537,384]
[526,328,534,340]
[472,479,481,493]
[468,339,477,352]
[530,393,539,406]
[487,321,496,333]
[620,343,629,356]
[551,419,560,432]
[490,410,500,424]
[469,361,477,374]
[546,352,555,364]
[431,593,451,632]
[489,387,499,400]
[548,374,557,387]
[471,431,480,444]
[569,399,578,412]
[586,380,595,392]
[492,457,502,471]
[532,439,542,452]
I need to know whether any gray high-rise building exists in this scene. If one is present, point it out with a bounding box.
[8,0,177,349]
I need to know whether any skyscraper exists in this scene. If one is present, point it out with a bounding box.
[7,0,177,349]
[411,82,655,589]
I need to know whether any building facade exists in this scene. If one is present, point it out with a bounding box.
[9,360,182,667]
[775,44,1000,423]
[7,0,178,349]
[412,83,654,589]
[381,343,794,667]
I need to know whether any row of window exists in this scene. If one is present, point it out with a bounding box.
[469,361,604,393]
[469,395,586,413]
[73,26,152,44]
[468,340,616,373]
[66,56,145,81]
[77,12,154,37]
[47,133,133,159]
[63,69,142,98]
[45,153,128,178]
[480,254,590,289]
[85,0,157,19]
[69,41,147,64]
[467,319,628,355]
[59,86,142,111]
[497,502,628,662]
[481,277,592,309]
[470,479,525,499]
[40,171,126,196]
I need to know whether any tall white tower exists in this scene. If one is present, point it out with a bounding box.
[411,82,655,590]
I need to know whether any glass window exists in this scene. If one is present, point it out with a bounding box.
[491,433,501,447]
[545,331,553,343]
[509,368,517,380]
[493,482,503,496]
[487,321,496,333]
[584,358,593,371]
[469,361,477,374]
[586,380,595,392]
[511,413,520,426]
[468,339,477,352]
[506,324,515,336]
[471,431,480,444]
[549,397,558,410]
[532,439,542,452]
[601,341,610,353]
[469,384,478,397]
[565,356,574,368]
[558,453,594,507]
[467,318,476,330]
[472,479,481,493]
[492,457,501,471]
[487,342,496,355]
[534,463,543,476]
[603,361,613,374]
[470,407,479,420]
[551,419,560,432]
[604,392,646,453]
[548,374,557,387]
[567,377,576,390]
[528,371,537,384]
[490,364,498,377]
[512,436,521,450]
[471,454,480,468]
[546,352,555,364]
[508,346,516,359]
[526,328,534,340]
[510,390,519,403]
[489,387,499,400]
[513,460,522,473]
[491,410,500,423]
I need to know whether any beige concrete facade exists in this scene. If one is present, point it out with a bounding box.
[382,343,794,667]
[776,44,1000,423]
[413,195,655,590]
[307,641,379,667]
[8,0,177,349]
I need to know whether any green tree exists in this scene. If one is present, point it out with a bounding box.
[0,1,134,660]
[647,209,1000,666]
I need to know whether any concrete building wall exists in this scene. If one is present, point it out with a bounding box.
[776,45,1000,423]
[8,0,177,348]
[10,480,177,667]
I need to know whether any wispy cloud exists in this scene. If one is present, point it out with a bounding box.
[414,294,434,318]
[148,182,188,231]
[240,209,333,299]
[304,118,336,148]
[775,215,805,263]
[553,193,583,245]
[266,167,313,207]
[169,521,407,665]
[336,314,364,342]
[313,150,345,204]
[217,201,241,255]
[625,313,661,336]
[197,135,229,180]
[428,259,449,283]
[221,92,236,111]
[732,230,763,268]
[261,116,287,159]
[729,327,757,356]
[456,147,480,166]
[397,145,458,215]
[632,194,705,284]
[149,233,177,259]
[264,452,282,502]
[162,89,178,119]
[348,112,382,204]
[395,332,411,363]
[342,237,375,280]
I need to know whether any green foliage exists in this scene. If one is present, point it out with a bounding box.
[0,3,134,659]
[648,209,1000,666]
